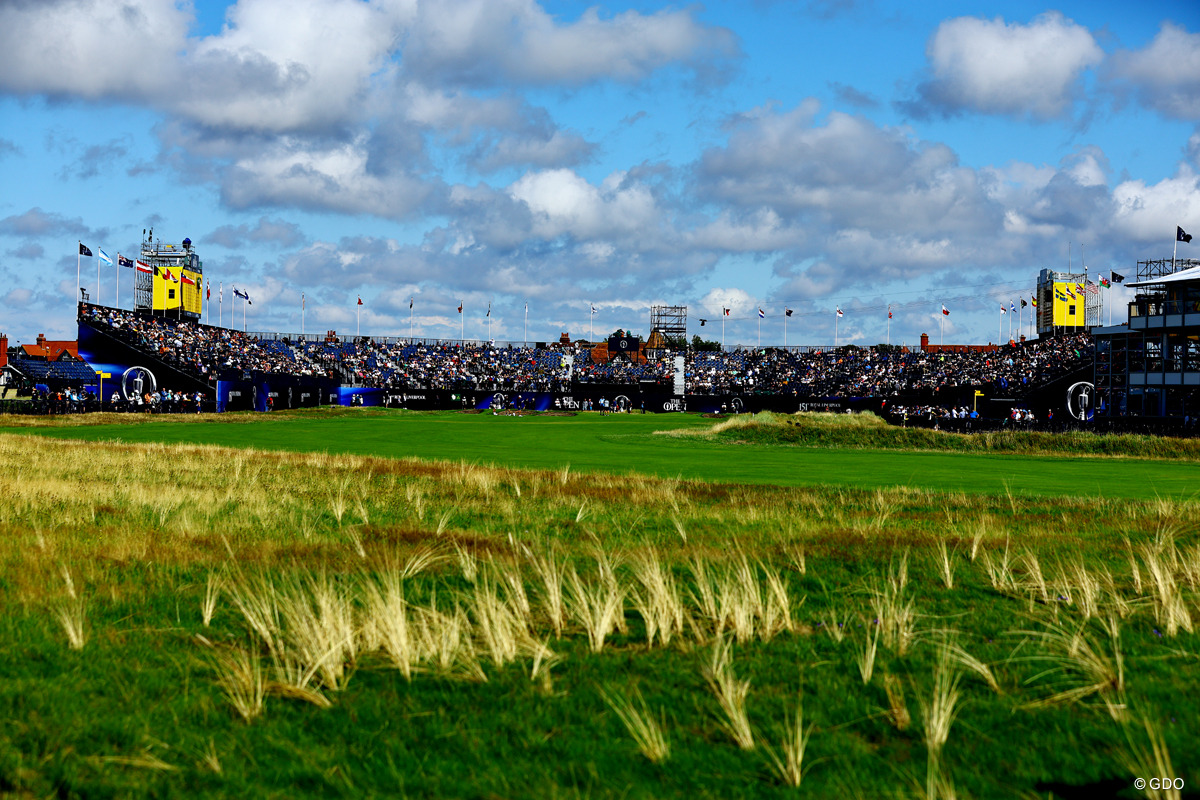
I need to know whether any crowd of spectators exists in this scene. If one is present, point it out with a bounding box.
[79,306,1093,401]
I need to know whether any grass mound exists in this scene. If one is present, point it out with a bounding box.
[692,411,1200,461]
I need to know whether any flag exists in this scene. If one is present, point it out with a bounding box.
[457,302,463,314]
[1031,296,1038,308]
[1100,276,1110,288]
[181,274,195,286]
[410,297,414,310]
[1086,281,1099,294]
[888,308,893,319]
[357,296,363,306]
[785,308,793,317]
[1000,304,1006,315]
[79,242,93,257]
[207,284,211,300]
[758,308,765,319]
[117,254,133,268]
[591,305,597,314]
[1066,287,1076,298]
[1179,226,1193,244]
[1112,271,1125,283]
[723,308,730,316]
[301,292,304,309]
[487,303,491,317]
[233,287,250,303]
[1020,298,1028,308]
[135,259,152,274]
[836,307,844,318]
[1010,301,1017,313]
[98,248,113,267]
[699,319,707,326]
[162,267,179,283]
[941,305,950,316]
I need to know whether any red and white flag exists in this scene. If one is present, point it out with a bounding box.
[135,259,153,274]
[941,305,950,316]
[181,274,196,286]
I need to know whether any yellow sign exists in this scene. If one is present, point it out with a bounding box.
[1051,281,1086,327]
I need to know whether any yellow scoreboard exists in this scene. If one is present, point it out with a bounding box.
[1050,281,1086,327]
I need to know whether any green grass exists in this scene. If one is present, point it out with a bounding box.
[1,412,1198,798]
[12,408,1200,500]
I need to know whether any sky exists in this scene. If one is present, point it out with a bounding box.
[1,0,1198,348]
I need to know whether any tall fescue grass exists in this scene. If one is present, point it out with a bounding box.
[3,426,1199,797]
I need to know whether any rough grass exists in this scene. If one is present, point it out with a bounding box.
[0,421,1198,798]
[673,410,1200,461]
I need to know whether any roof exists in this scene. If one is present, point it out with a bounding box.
[1127,264,1200,288]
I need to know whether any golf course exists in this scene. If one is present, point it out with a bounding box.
[0,409,1195,799]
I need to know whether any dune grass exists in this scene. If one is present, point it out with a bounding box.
[0,419,1198,797]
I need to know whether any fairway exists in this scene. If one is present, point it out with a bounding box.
[14,409,1200,500]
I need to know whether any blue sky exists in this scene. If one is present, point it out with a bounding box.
[1,0,1197,347]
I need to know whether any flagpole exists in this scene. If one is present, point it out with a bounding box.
[998,310,1002,346]
[784,311,787,347]
[887,305,891,346]
[220,283,223,328]
[757,314,760,348]
[357,302,360,338]
[940,307,943,347]
[116,255,120,310]
[76,243,81,306]
[721,313,725,349]
[461,303,464,342]
[835,311,839,348]
[302,293,305,336]
[409,298,414,341]
[243,297,247,332]
[524,303,528,348]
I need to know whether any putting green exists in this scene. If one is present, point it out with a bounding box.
[12,410,1196,500]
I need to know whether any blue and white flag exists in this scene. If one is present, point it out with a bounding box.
[1010,301,1017,314]
[233,287,252,304]
[98,248,113,266]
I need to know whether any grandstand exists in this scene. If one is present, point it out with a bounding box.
[66,302,1095,419]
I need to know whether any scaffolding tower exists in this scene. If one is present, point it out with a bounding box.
[649,305,687,351]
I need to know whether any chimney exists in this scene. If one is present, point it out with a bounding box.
[37,333,46,348]
[920,332,930,351]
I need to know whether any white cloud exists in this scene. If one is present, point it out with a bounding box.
[1110,168,1200,244]
[1107,23,1200,121]
[221,137,437,219]
[402,0,737,86]
[508,168,661,241]
[913,12,1102,119]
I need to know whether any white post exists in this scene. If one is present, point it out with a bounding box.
[940,310,943,347]
[721,314,725,349]
[76,244,81,305]
[835,311,839,348]
[243,297,247,332]
[302,293,305,336]
[409,298,414,340]
[784,312,787,347]
[887,305,891,346]
[757,315,760,348]
[524,303,528,348]
[357,303,360,338]
[460,303,464,342]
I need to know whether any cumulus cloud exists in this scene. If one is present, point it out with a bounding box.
[205,216,306,249]
[221,137,441,219]
[1107,23,1200,121]
[0,208,104,240]
[402,0,738,87]
[905,12,1102,120]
